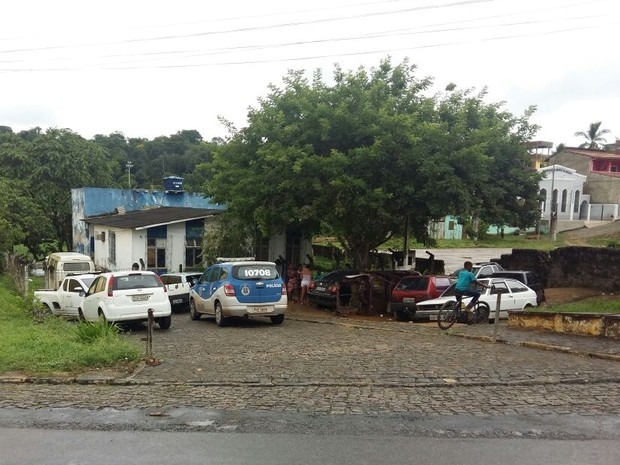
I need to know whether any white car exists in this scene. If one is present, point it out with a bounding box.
[34,273,99,319]
[78,271,172,329]
[414,278,538,321]
[160,272,202,311]
[189,261,287,326]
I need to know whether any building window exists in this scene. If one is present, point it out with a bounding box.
[185,238,202,268]
[574,191,580,213]
[561,190,567,213]
[108,231,116,264]
[448,220,455,231]
[147,238,166,268]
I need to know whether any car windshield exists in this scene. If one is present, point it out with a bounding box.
[160,275,181,285]
[81,277,96,289]
[113,274,161,290]
[395,277,429,291]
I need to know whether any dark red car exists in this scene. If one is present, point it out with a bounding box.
[390,275,453,321]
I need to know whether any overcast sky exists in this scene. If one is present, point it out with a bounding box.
[1,0,618,149]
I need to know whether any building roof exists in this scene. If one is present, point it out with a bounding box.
[559,147,620,159]
[82,207,221,229]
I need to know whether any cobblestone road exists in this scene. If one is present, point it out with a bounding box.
[1,312,619,416]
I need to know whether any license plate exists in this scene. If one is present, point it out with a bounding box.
[316,286,326,292]
[403,298,415,303]
[132,295,150,302]
[429,315,438,321]
[172,299,183,304]
[249,306,271,314]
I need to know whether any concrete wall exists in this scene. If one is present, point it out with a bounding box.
[499,246,620,291]
[586,172,620,204]
[550,152,591,177]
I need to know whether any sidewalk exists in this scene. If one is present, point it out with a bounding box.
[286,303,620,362]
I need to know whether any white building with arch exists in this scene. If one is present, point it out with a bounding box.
[538,165,589,221]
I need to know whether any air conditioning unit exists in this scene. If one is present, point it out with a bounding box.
[96,232,106,242]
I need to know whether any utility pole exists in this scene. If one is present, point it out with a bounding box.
[126,161,133,189]
[550,164,557,241]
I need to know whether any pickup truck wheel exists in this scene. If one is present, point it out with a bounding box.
[78,308,86,321]
[158,315,172,330]
[189,300,201,321]
[42,303,52,315]
[214,302,226,327]
[98,309,107,323]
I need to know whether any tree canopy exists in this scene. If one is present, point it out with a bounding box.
[205,58,541,268]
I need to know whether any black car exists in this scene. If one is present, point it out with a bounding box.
[491,270,546,305]
[308,269,360,309]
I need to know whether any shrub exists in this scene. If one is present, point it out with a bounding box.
[72,319,120,344]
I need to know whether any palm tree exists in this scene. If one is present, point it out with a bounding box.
[574,122,610,149]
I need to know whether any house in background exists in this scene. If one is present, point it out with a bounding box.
[548,145,620,221]
[428,215,464,240]
[72,180,224,273]
[72,178,313,274]
[538,165,588,221]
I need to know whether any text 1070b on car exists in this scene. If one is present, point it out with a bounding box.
[189,261,287,327]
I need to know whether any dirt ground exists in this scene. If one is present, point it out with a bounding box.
[544,287,611,305]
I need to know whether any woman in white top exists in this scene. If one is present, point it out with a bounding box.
[299,264,312,305]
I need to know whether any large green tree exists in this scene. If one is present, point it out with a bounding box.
[574,121,610,150]
[205,59,541,268]
[1,129,119,251]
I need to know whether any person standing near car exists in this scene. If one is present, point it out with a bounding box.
[299,263,312,305]
[286,263,300,303]
[455,261,489,311]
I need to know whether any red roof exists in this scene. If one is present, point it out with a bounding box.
[564,147,620,159]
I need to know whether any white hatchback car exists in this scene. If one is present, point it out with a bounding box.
[189,261,287,326]
[79,271,172,329]
[414,277,538,321]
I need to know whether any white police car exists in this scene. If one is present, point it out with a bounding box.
[189,260,287,326]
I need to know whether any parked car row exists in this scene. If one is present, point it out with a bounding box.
[34,258,543,329]
[308,264,545,323]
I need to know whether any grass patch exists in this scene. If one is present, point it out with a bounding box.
[0,274,142,375]
[537,296,620,315]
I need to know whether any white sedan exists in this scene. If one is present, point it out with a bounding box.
[414,278,538,321]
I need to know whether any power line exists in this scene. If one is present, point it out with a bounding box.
[0,0,494,55]
[0,22,613,73]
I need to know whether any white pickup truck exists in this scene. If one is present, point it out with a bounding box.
[34,274,99,319]
[160,272,202,311]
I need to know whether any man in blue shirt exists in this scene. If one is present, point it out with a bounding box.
[455,261,490,311]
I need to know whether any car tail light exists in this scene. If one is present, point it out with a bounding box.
[281,286,287,295]
[107,276,114,297]
[309,282,315,290]
[224,283,235,296]
[328,285,337,294]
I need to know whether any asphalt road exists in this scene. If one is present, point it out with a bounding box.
[1,427,618,465]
